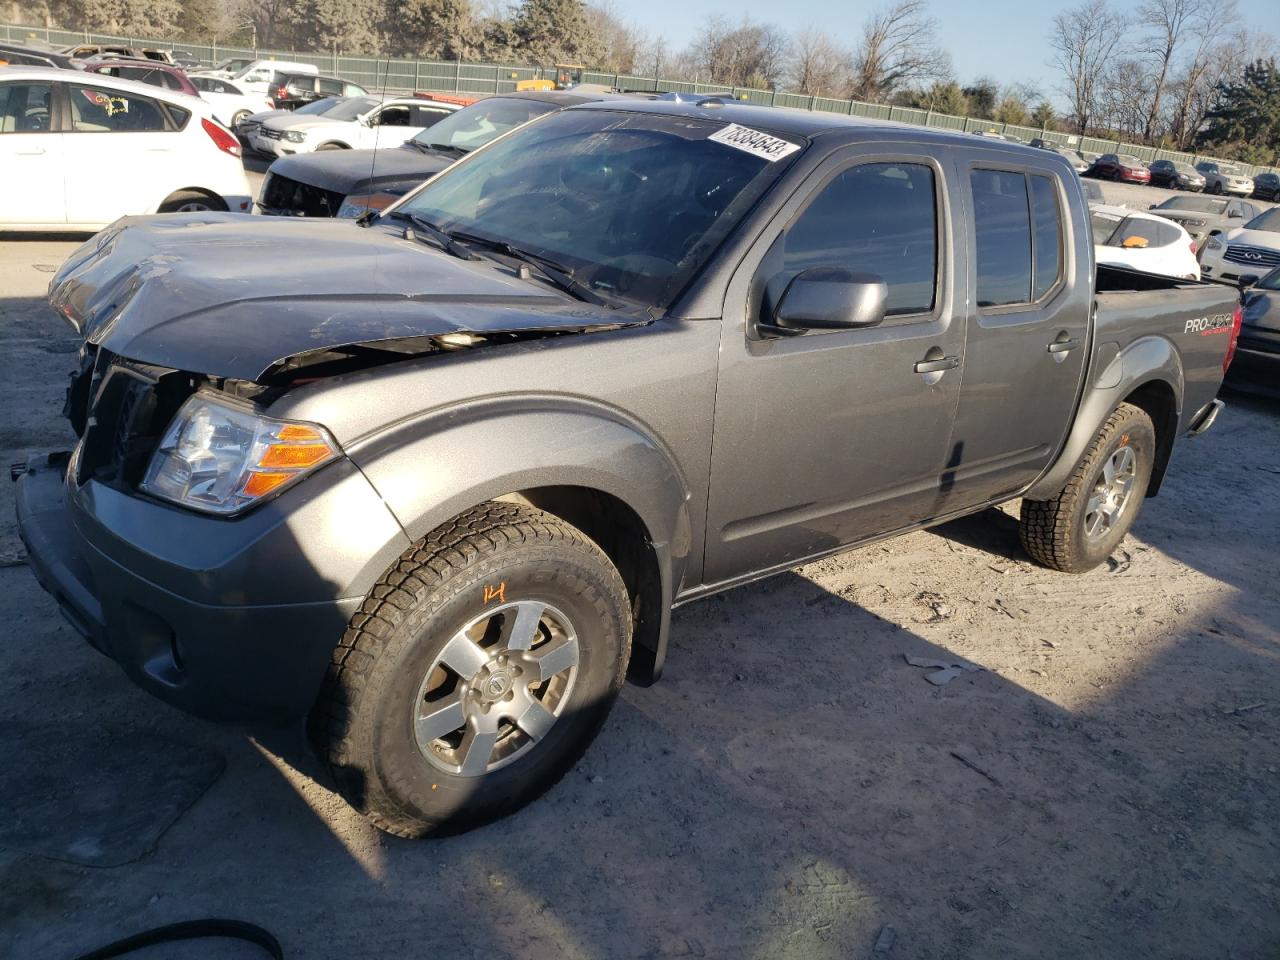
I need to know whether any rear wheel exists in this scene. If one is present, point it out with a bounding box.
[311,502,632,837]
[157,191,226,213]
[1018,403,1155,573]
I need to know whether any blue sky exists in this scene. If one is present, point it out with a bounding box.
[620,0,1275,100]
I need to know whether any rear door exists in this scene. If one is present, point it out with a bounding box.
[703,143,967,584]
[60,80,176,225]
[937,158,1091,510]
[0,77,64,226]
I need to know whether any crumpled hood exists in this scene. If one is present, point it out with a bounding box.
[269,145,452,195]
[49,213,645,382]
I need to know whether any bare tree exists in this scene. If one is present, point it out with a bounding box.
[849,0,948,101]
[1164,2,1242,147]
[1136,0,1213,140]
[787,27,851,96]
[1049,0,1128,134]
[687,15,790,89]
[1097,57,1153,138]
[587,2,648,75]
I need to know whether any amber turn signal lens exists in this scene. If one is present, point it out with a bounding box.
[257,443,332,469]
[241,472,293,498]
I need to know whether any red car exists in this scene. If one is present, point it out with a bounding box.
[83,56,200,98]
[1087,153,1152,184]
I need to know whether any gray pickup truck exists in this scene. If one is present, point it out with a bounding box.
[16,99,1242,837]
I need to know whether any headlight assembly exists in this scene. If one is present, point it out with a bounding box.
[140,394,339,516]
[284,130,308,143]
[336,190,407,219]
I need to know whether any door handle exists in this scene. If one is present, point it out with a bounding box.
[914,356,959,374]
[16,147,45,155]
[1047,338,1081,353]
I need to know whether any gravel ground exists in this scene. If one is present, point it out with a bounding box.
[1,180,1278,960]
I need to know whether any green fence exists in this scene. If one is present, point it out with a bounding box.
[5,20,1276,176]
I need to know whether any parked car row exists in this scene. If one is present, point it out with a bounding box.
[1,41,369,131]
[1082,151,1276,200]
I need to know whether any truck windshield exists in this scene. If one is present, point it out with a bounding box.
[396,110,802,307]
[410,97,560,154]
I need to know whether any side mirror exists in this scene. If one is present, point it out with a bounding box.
[1238,274,1260,291]
[763,268,887,335]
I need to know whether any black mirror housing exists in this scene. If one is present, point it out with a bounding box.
[766,268,888,334]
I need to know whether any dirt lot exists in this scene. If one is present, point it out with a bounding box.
[1,180,1278,960]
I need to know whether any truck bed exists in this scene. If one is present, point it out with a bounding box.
[1094,264,1240,434]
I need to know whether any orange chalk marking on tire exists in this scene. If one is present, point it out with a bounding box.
[483,582,506,604]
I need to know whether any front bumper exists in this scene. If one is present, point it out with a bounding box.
[15,451,408,722]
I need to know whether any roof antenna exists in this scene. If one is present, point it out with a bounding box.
[361,52,391,226]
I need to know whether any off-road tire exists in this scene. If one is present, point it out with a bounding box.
[310,502,632,838]
[1019,403,1156,573]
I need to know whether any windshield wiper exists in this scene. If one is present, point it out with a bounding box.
[377,210,478,261]
[446,230,612,306]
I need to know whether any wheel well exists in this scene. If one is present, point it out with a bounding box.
[1123,380,1178,496]
[497,487,665,685]
[160,188,227,211]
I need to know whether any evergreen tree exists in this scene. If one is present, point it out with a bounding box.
[391,0,479,59]
[507,0,600,65]
[1197,58,1280,165]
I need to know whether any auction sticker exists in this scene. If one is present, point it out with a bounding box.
[708,124,801,162]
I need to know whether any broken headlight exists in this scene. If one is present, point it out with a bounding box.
[140,393,339,516]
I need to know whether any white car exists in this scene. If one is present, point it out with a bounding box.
[0,66,253,231]
[241,96,350,150]
[1090,203,1200,280]
[1199,206,1280,283]
[253,94,459,158]
[223,59,319,97]
[189,74,274,130]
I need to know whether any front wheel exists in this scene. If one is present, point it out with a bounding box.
[1018,403,1155,573]
[311,502,632,837]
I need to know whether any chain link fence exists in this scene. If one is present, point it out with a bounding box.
[5,20,1276,177]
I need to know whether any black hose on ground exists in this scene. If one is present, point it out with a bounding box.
[67,919,283,959]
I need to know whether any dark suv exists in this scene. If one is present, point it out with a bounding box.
[1253,172,1280,202]
[272,73,367,110]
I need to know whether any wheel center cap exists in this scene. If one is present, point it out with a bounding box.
[477,665,514,702]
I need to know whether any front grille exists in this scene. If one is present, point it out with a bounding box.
[260,173,344,217]
[261,126,284,140]
[1224,244,1280,270]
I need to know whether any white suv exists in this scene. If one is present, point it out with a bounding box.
[0,67,253,231]
[1199,206,1280,283]
[254,94,459,158]
[1196,161,1255,197]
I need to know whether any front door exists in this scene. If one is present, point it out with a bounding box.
[0,78,63,227]
[703,145,967,585]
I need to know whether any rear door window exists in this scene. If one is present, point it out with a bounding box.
[971,169,1064,308]
[317,77,343,96]
[67,83,168,132]
[780,161,939,318]
[0,81,54,133]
